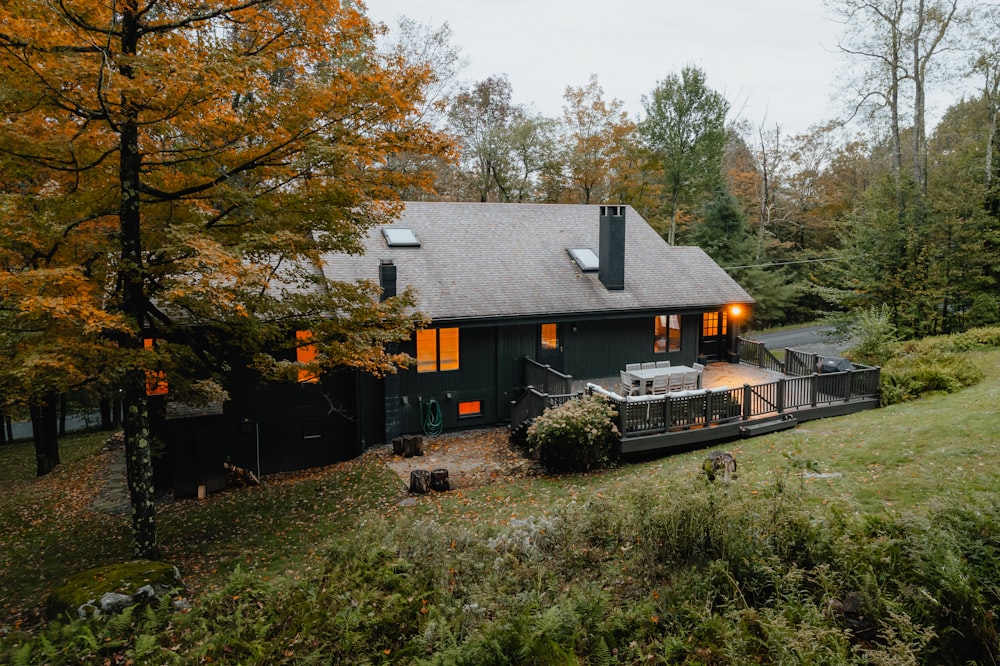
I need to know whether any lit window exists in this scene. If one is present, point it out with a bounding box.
[144,338,168,396]
[416,329,438,373]
[540,323,558,350]
[654,315,682,353]
[703,312,719,337]
[296,330,319,383]
[439,328,459,371]
[458,400,482,417]
[416,328,460,373]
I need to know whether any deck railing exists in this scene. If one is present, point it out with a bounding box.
[737,338,785,373]
[510,358,578,432]
[525,358,573,395]
[588,365,880,440]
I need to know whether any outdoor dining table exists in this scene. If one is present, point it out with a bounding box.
[625,365,702,392]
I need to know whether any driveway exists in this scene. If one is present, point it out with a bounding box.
[749,324,853,358]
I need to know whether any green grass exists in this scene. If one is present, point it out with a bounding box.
[3,346,1000,663]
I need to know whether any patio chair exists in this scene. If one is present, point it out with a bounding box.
[620,370,639,396]
[650,374,669,395]
[655,360,671,368]
[683,371,699,390]
[692,362,705,372]
[625,363,641,372]
[641,362,656,370]
[667,373,685,392]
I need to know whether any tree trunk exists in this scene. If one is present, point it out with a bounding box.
[0,412,6,447]
[30,396,60,476]
[58,394,68,437]
[100,396,113,430]
[119,0,158,560]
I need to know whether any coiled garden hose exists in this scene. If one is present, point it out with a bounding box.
[422,398,443,437]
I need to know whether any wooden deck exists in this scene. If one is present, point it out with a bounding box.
[512,346,881,457]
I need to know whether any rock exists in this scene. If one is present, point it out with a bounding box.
[49,560,186,620]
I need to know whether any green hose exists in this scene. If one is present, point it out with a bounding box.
[422,398,443,436]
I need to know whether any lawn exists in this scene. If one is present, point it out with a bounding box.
[2,345,1000,663]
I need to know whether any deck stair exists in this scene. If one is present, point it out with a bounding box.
[740,415,797,438]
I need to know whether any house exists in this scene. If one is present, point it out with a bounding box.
[155,202,754,495]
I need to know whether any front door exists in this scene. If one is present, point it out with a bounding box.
[537,323,563,372]
[699,311,728,359]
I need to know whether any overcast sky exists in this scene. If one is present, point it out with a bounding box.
[365,0,848,136]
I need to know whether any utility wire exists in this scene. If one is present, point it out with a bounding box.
[722,257,841,271]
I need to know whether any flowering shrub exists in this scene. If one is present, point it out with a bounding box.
[526,395,619,473]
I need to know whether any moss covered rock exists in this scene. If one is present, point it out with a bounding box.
[46,560,185,619]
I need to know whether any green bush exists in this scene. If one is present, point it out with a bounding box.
[880,350,984,406]
[526,395,619,473]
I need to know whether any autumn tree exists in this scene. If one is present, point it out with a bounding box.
[0,0,448,558]
[560,75,634,204]
[639,65,730,244]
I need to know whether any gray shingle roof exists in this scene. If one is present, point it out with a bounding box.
[319,202,753,323]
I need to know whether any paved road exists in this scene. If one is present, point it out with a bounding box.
[749,324,853,358]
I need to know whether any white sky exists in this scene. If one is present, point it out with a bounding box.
[365,0,848,137]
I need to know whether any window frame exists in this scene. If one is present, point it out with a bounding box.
[654,314,682,353]
[416,327,460,373]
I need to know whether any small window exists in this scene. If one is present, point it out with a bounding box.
[296,330,319,383]
[458,400,482,417]
[703,312,719,337]
[540,323,558,350]
[654,315,682,353]
[416,327,460,373]
[568,248,599,271]
[382,227,420,247]
[143,338,168,396]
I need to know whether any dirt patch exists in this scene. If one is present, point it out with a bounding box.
[380,427,537,490]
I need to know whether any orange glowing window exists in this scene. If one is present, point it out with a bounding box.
[143,338,168,396]
[702,312,719,337]
[296,330,319,383]
[540,323,558,350]
[458,400,482,417]
[417,328,459,373]
[654,315,682,353]
[439,328,460,371]
[416,329,438,373]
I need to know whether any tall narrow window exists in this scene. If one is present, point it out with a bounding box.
[438,327,460,371]
[416,329,438,373]
[540,323,558,350]
[296,330,319,383]
[144,338,168,396]
[654,315,682,353]
[416,328,460,373]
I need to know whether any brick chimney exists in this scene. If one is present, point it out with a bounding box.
[598,205,625,290]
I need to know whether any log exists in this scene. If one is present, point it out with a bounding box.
[403,435,424,458]
[409,469,431,494]
[430,468,450,492]
[223,461,260,487]
[391,437,404,455]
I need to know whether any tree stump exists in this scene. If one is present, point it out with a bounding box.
[391,437,404,455]
[409,469,431,494]
[403,435,424,458]
[702,451,737,482]
[430,468,450,492]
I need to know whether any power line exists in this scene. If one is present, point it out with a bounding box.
[722,257,841,271]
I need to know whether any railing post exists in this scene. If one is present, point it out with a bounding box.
[742,384,751,421]
[777,378,785,414]
[845,370,853,403]
[664,395,672,433]
[810,373,818,407]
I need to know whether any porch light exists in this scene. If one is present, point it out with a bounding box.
[729,304,745,319]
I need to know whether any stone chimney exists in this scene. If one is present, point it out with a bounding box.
[598,205,625,291]
[379,259,396,301]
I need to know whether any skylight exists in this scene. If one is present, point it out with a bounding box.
[568,248,599,272]
[382,227,420,247]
